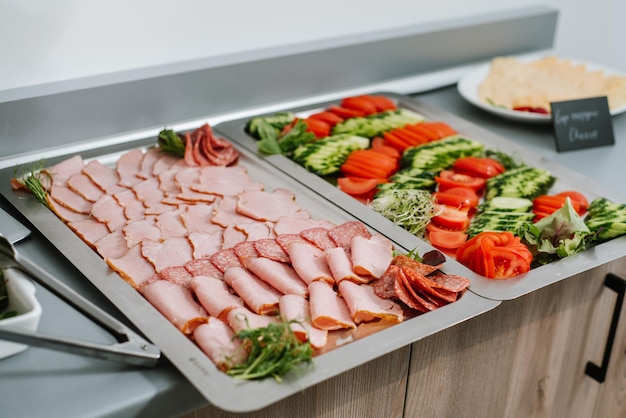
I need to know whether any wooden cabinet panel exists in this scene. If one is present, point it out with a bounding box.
[404,258,626,418]
[184,346,410,418]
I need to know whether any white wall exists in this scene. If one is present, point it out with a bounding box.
[0,0,623,94]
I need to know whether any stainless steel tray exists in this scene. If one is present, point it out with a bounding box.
[0,135,499,412]
[215,92,626,301]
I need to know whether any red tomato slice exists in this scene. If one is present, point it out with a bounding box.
[366,95,397,112]
[337,177,386,195]
[433,187,480,209]
[303,117,331,138]
[435,170,486,192]
[328,105,366,119]
[307,111,344,126]
[491,247,532,279]
[556,190,589,214]
[452,157,505,179]
[340,96,378,115]
[427,229,468,251]
[431,205,471,230]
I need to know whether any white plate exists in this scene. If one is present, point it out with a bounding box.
[457,56,626,123]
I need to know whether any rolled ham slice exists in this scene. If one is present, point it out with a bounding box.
[191,275,244,320]
[338,280,403,324]
[308,281,355,331]
[139,279,208,334]
[325,246,369,284]
[279,294,328,349]
[351,234,394,279]
[223,266,281,315]
[243,256,308,297]
[226,306,277,334]
[286,241,334,285]
[193,317,247,371]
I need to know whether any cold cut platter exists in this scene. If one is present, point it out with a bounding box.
[0,126,498,412]
[215,92,626,301]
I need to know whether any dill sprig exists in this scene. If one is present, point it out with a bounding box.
[227,320,313,382]
[13,161,52,208]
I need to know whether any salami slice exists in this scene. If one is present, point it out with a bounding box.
[253,238,290,263]
[402,268,457,304]
[428,272,471,293]
[393,269,428,312]
[185,257,223,279]
[328,221,371,251]
[301,227,337,250]
[373,265,401,300]
[391,254,442,276]
[275,233,308,253]
[233,241,259,262]
[210,248,243,273]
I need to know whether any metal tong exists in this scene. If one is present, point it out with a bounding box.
[0,209,160,367]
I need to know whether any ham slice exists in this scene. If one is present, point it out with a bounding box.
[308,281,355,330]
[233,241,258,262]
[243,256,308,297]
[224,266,281,315]
[209,248,242,273]
[286,241,334,285]
[180,204,220,234]
[273,216,335,235]
[152,152,180,176]
[123,218,161,247]
[325,246,368,284]
[236,221,275,241]
[236,188,309,222]
[338,280,403,324]
[191,275,243,320]
[67,217,111,248]
[47,195,90,223]
[226,306,277,334]
[106,244,157,288]
[188,230,223,259]
[155,209,188,238]
[91,194,128,232]
[193,318,246,371]
[211,196,255,227]
[116,148,145,188]
[185,257,223,279]
[136,147,161,179]
[45,155,84,186]
[113,189,146,222]
[67,173,105,202]
[301,227,337,250]
[141,237,193,273]
[159,266,194,288]
[82,159,125,195]
[279,294,328,349]
[49,184,93,214]
[221,224,247,249]
[191,165,263,196]
[94,229,129,259]
[139,279,208,334]
[351,234,394,279]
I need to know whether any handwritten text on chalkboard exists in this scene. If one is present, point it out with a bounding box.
[550,97,614,152]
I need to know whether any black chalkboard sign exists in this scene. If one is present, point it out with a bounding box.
[550,96,615,152]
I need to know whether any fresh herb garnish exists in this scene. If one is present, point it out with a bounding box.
[158,129,186,157]
[370,189,437,236]
[256,120,283,155]
[13,161,52,208]
[227,320,313,382]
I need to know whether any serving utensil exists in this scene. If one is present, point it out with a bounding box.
[0,207,160,367]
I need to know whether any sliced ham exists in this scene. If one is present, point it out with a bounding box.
[279,294,328,349]
[94,229,129,259]
[236,221,275,241]
[308,281,355,331]
[91,194,128,232]
[136,147,161,179]
[226,306,277,334]
[185,257,223,279]
[193,318,246,371]
[123,218,161,247]
[106,244,157,288]
[328,221,372,251]
[46,195,90,223]
[191,275,244,320]
[236,188,309,222]
[82,159,125,195]
[223,266,281,315]
[191,165,263,196]
[188,230,223,259]
[157,168,182,196]
[139,279,208,334]
[273,216,335,235]
[67,217,111,247]
[243,256,308,297]
[155,209,188,238]
[338,280,403,324]
[275,233,308,254]
[325,246,368,284]
[141,236,193,273]
[351,234,394,279]
[49,184,93,214]
[180,204,220,234]
[113,189,146,222]
[211,196,255,227]
[116,148,145,188]
[152,152,180,176]
[132,178,166,208]
[67,172,105,202]
[45,155,85,186]
[221,224,247,249]
[176,186,218,204]
[286,241,334,285]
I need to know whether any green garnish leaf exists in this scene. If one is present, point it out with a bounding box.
[158,129,186,157]
[227,320,313,382]
[256,120,282,155]
[13,160,51,208]
[277,119,315,154]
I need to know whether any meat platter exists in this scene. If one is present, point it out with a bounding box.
[0,131,498,412]
[215,92,626,301]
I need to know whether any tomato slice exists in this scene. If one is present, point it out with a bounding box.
[303,117,331,138]
[371,138,401,159]
[431,205,471,230]
[307,111,344,126]
[556,190,589,214]
[328,105,366,119]
[491,247,532,279]
[337,177,385,195]
[427,229,468,251]
[435,170,486,192]
[365,95,397,112]
[340,96,378,115]
[433,187,479,209]
[452,157,505,179]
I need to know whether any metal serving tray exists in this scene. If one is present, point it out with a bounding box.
[0,135,499,412]
[215,92,626,301]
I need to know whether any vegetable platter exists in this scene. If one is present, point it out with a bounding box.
[0,129,498,412]
[215,92,626,301]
